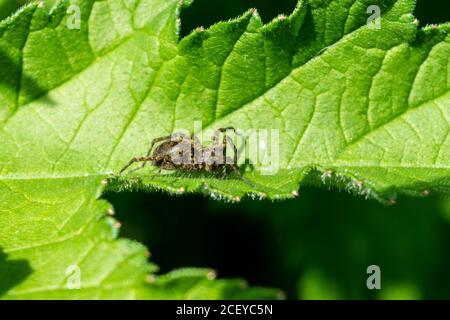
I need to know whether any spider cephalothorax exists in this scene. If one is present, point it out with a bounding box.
[119,128,253,186]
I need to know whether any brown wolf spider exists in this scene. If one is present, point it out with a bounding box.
[119,128,254,186]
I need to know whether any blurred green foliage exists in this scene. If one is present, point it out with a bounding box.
[1,0,449,300]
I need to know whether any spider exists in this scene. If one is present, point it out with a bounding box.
[119,128,254,186]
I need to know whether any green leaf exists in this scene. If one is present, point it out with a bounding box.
[0,0,448,202]
[0,0,448,298]
[0,1,23,20]
[0,175,281,299]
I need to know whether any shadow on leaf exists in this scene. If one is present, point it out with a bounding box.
[0,48,55,121]
[0,247,32,297]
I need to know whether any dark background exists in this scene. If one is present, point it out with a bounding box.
[1,0,448,300]
[178,0,450,35]
[106,0,450,299]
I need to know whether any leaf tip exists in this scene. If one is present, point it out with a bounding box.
[277,14,288,21]
[388,198,397,206]
[207,269,217,280]
[146,274,157,284]
[113,221,122,230]
[107,207,115,216]
[421,190,431,197]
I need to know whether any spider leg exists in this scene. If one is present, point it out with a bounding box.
[217,127,237,133]
[236,136,245,163]
[190,133,203,164]
[214,127,245,164]
[213,128,238,145]
[225,128,245,164]
[119,156,155,175]
[211,130,223,164]
[228,136,238,164]
[231,164,255,187]
[212,128,238,164]
[190,132,202,147]
[146,168,163,180]
[221,135,239,165]
[214,127,238,147]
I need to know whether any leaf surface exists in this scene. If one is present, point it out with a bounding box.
[0,0,448,298]
[1,0,448,201]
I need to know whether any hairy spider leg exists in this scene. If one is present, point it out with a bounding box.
[225,136,238,164]
[221,128,248,170]
[212,128,237,164]
[214,127,246,163]
[231,164,255,187]
[212,128,254,186]
[190,133,203,164]
[119,156,156,174]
